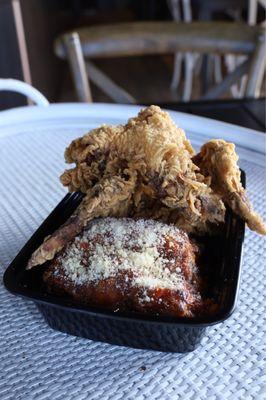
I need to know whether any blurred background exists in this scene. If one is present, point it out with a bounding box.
[0,0,265,110]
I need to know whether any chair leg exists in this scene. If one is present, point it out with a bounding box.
[248,0,258,25]
[214,55,223,84]
[245,33,266,98]
[182,53,194,101]
[167,0,182,91]
[225,54,240,98]
[171,53,183,91]
[63,32,92,102]
[181,0,194,100]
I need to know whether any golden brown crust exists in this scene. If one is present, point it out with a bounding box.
[194,139,266,235]
[27,106,265,269]
[60,105,225,233]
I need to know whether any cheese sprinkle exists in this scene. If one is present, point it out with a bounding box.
[57,218,195,292]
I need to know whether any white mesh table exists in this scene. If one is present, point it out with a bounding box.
[0,102,265,400]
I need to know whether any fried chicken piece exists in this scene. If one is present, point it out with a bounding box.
[61,105,225,231]
[31,106,266,269]
[28,106,226,268]
[194,139,266,234]
[29,106,225,268]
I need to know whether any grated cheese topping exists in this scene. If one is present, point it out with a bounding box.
[56,218,195,291]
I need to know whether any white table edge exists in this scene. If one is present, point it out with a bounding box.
[0,103,265,156]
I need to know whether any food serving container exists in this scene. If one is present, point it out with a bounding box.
[3,173,246,353]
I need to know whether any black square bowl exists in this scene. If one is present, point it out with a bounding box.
[3,174,246,353]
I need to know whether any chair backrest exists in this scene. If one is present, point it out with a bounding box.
[0,79,49,107]
[54,21,266,103]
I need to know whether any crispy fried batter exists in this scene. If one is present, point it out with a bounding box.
[27,106,265,269]
[27,175,136,268]
[60,105,225,231]
[194,139,266,234]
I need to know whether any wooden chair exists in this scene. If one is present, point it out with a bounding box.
[54,21,266,103]
[167,0,259,100]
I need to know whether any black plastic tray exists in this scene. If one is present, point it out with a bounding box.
[3,173,246,353]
